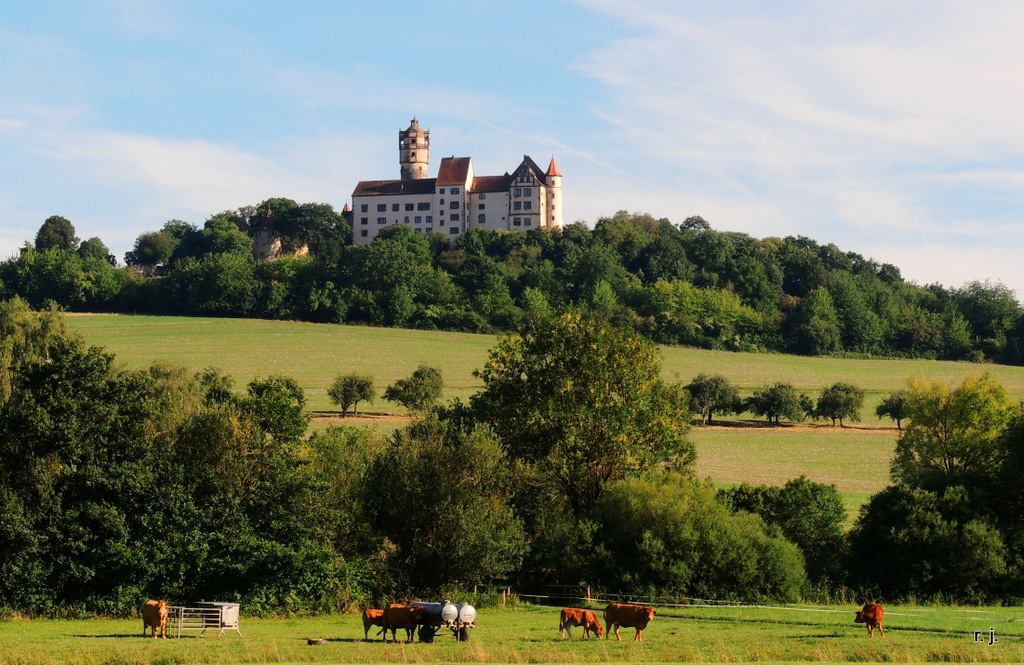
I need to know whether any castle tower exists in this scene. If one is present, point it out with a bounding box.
[399,117,430,180]
[545,156,563,229]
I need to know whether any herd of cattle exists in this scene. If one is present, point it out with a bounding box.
[140,597,885,642]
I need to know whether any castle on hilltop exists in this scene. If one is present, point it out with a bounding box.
[350,118,563,244]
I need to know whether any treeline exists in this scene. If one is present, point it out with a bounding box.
[4,301,1024,616]
[4,207,1024,363]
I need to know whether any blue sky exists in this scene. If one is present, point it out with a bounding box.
[3,1,1024,296]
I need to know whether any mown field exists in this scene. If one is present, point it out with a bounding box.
[2,602,1022,664]
[68,314,1024,522]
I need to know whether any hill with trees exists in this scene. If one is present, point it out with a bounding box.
[3,206,1023,364]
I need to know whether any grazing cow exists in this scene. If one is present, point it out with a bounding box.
[603,603,656,641]
[854,603,885,637]
[362,608,386,641]
[560,608,604,639]
[141,600,168,639]
[382,604,424,643]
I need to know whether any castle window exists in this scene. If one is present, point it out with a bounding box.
[478,214,485,224]
[513,217,522,226]
[426,216,433,224]
[479,204,485,210]
[525,219,532,226]
[451,213,460,221]
[524,201,532,210]
[439,198,445,205]
[404,216,410,223]
[450,187,459,194]
[439,188,446,194]
[361,204,368,213]
[439,219,445,226]
[360,229,368,237]
[514,188,521,197]
[449,201,459,209]
[524,188,532,196]
[392,203,399,212]
[479,193,485,199]
[405,203,414,211]
[449,227,459,235]
[417,202,430,210]
[361,217,368,225]
[377,217,387,224]
[377,204,386,212]
[415,216,422,224]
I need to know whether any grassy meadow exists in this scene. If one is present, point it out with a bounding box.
[67,314,1024,520]
[2,602,1022,664]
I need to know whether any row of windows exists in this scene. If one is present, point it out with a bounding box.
[359,188,533,214]
[513,201,532,211]
[359,227,460,238]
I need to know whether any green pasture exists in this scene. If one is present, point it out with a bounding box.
[68,314,1024,413]
[2,602,1022,664]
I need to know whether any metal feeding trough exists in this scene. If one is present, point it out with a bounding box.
[411,600,476,642]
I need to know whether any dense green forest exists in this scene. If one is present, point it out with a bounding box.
[4,301,1024,616]
[4,202,1023,364]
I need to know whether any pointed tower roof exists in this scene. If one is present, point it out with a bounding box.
[342,202,351,213]
[546,156,561,177]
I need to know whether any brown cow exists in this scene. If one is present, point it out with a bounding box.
[854,603,885,637]
[560,608,603,639]
[382,604,424,643]
[604,603,656,641]
[141,600,168,639]
[362,608,386,641]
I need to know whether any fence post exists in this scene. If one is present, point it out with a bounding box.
[587,586,592,604]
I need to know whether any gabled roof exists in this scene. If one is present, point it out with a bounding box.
[472,174,513,193]
[352,178,436,197]
[546,157,561,177]
[514,155,547,182]
[436,156,473,186]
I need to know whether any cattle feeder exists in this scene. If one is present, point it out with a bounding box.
[411,600,476,642]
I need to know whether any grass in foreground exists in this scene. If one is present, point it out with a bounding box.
[2,602,1022,664]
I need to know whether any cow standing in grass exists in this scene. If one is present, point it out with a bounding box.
[382,604,424,643]
[854,603,885,637]
[141,600,168,639]
[362,608,386,641]
[604,603,656,641]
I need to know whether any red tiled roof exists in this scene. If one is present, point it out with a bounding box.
[351,178,437,196]
[472,174,513,193]
[436,156,472,186]
[546,157,561,177]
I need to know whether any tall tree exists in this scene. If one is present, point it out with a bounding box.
[891,373,1014,486]
[34,215,78,252]
[471,308,693,517]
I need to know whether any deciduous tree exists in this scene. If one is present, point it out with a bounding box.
[471,308,693,517]
[328,373,375,415]
[814,382,864,427]
[384,364,443,413]
[891,374,1014,486]
[686,373,741,425]
[876,391,908,430]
